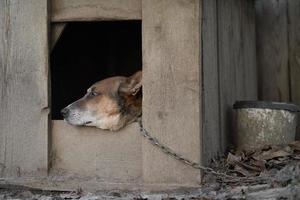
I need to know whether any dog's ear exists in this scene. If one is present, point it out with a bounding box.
[119,71,142,96]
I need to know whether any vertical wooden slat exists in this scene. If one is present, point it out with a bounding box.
[202,0,221,164]
[241,0,257,100]
[218,0,238,152]
[0,1,49,177]
[0,0,7,176]
[288,0,300,139]
[142,0,201,184]
[240,0,257,99]
[256,0,289,101]
[218,0,257,151]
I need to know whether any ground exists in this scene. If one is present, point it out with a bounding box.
[1,143,300,199]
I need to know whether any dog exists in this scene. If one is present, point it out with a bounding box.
[61,71,142,131]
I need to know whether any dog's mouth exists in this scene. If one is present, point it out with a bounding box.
[84,121,92,125]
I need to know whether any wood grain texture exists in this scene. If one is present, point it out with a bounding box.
[51,0,141,22]
[256,0,289,101]
[51,121,142,182]
[0,1,49,177]
[142,0,201,184]
[202,0,221,164]
[288,0,300,139]
[217,0,257,151]
[241,0,257,101]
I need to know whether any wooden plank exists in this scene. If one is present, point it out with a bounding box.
[51,23,66,51]
[217,0,257,151]
[241,0,257,100]
[0,0,7,177]
[288,0,300,139]
[0,1,49,177]
[256,0,289,101]
[51,121,142,182]
[142,0,201,184]
[202,0,221,164]
[218,0,238,152]
[51,0,142,22]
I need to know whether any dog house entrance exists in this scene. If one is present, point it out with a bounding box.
[51,21,142,119]
[50,20,143,181]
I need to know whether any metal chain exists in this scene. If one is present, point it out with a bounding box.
[137,118,234,178]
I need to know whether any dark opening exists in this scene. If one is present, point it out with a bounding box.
[50,21,142,120]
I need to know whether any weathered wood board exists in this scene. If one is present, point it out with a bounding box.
[51,0,142,22]
[0,1,49,177]
[288,0,300,104]
[202,0,257,162]
[288,0,300,139]
[202,0,221,164]
[256,0,289,101]
[142,0,201,184]
[217,0,257,151]
[51,121,142,182]
[288,1,300,103]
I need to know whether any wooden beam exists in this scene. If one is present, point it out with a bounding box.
[51,0,141,22]
[142,0,201,184]
[0,1,49,177]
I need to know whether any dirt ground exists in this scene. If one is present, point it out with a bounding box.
[0,163,299,200]
[1,143,300,200]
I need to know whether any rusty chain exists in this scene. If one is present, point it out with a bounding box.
[137,118,235,179]
[137,118,270,185]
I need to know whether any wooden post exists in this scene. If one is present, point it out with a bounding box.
[142,0,201,184]
[0,1,49,177]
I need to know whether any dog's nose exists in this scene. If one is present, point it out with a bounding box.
[61,107,69,118]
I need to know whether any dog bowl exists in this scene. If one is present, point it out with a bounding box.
[233,101,300,150]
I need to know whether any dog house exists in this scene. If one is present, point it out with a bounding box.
[0,0,257,190]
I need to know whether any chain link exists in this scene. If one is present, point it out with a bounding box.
[137,118,234,178]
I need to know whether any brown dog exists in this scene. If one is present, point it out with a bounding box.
[61,71,142,131]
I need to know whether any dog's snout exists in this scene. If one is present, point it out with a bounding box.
[61,107,69,118]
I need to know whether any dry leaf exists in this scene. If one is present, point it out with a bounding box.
[234,165,253,177]
[291,155,300,160]
[253,149,291,160]
[249,159,266,171]
[227,152,242,165]
[238,162,262,172]
[289,141,300,151]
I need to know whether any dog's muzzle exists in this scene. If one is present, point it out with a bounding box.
[60,104,95,126]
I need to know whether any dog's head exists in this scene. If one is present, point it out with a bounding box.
[61,71,142,131]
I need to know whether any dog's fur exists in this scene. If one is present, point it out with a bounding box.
[61,71,142,131]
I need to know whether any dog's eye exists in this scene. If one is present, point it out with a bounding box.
[87,91,99,97]
[91,91,99,96]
